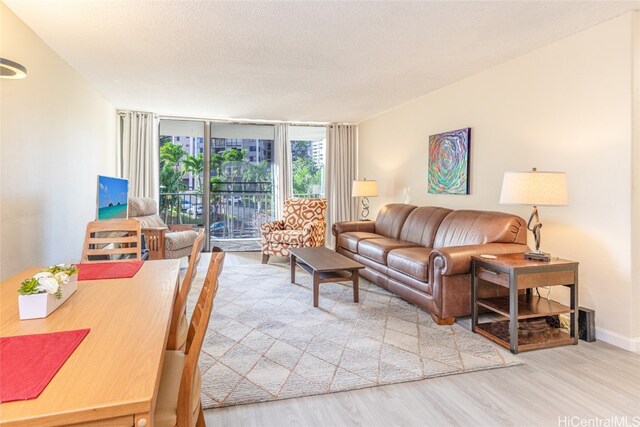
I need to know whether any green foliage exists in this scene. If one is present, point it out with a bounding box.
[224,148,246,162]
[210,176,225,192]
[244,160,272,183]
[17,277,63,299]
[291,141,322,196]
[291,140,311,159]
[160,165,185,194]
[46,264,78,276]
[183,153,204,190]
[159,142,186,169]
[17,277,40,296]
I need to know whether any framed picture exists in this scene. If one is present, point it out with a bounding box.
[96,175,129,220]
[428,128,471,195]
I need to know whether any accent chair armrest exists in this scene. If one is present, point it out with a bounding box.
[260,220,285,234]
[302,220,327,247]
[429,243,530,277]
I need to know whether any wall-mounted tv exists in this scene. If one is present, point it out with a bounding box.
[96,175,129,220]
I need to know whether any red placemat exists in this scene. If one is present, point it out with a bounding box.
[76,261,144,281]
[0,329,90,402]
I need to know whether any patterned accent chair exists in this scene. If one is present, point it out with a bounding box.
[260,198,328,264]
[128,197,199,260]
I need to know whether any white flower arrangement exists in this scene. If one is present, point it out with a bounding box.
[18,264,79,299]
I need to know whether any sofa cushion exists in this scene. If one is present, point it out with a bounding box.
[338,231,381,253]
[433,210,528,248]
[358,238,418,264]
[373,204,416,239]
[387,247,433,282]
[399,207,452,247]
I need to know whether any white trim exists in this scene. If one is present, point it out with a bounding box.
[596,327,640,352]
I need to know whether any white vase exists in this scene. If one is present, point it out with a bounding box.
[18,275,78,320]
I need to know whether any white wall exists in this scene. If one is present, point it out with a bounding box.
[0,2,116,279]
[358,13,639,350]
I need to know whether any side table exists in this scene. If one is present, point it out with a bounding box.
[471,253,579,353]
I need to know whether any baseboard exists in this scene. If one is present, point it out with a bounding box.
[596,327,640,352]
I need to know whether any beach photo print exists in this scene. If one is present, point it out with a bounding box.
[97,175,129,220]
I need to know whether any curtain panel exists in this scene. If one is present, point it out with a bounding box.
[325,124,358,245]
[116,111,159,200]
[273,123,293,218]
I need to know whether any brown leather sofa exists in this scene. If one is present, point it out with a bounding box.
[333,204,529,324]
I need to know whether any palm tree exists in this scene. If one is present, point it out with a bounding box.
[160,143,186,170]
[182,153,204,190]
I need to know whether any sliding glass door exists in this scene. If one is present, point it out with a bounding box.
[290,125,326,198]
[158,120,326,251]
[209,123,275,250]
[158,119,205,226]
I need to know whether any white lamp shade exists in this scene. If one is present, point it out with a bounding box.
[499,171,568,206]
[352,180,379,197]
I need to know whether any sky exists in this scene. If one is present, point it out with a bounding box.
[98,175,128,208]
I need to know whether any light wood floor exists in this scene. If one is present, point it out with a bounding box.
[204,252,640,427]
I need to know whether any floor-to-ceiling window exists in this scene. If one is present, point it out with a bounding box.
[158,119,326,252]
[158,119,205,226]
[209,123,275,249]
[290,125,327,198]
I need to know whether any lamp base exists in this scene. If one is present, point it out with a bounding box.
[524,251,551,262]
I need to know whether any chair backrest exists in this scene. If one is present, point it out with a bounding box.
[166,229,205,350]
[177,251,224,426]
[282,198,327,230]
[128,197,167,228]
[81,219,142,262]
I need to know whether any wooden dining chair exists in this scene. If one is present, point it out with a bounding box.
[155,251,224,427]
[166,229,205,351]
[80,219,142,262]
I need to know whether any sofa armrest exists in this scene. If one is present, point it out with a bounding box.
[429,243,530,277]
[302,220,327,247]
[332,221,375,237]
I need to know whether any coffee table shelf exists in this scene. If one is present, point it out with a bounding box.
[289,247,365,308]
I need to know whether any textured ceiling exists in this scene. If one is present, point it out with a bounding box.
[4,1,639,123]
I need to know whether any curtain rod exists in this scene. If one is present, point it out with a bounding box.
[154,114,355,127]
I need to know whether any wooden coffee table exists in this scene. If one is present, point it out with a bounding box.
[289,247,365,307]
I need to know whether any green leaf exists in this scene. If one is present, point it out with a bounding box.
[17,277,41,296]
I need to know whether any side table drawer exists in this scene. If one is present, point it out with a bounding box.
[475,265,508,287]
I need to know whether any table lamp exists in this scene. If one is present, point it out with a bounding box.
[352,179,379,220]
[499,168,568,261]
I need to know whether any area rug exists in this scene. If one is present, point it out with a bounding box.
[187,263,522,409]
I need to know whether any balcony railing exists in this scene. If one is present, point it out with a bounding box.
[159,182,275,240]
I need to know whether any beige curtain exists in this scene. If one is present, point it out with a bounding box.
[116,111,159,199]
[325,124,358,245]
[273,123,292,218]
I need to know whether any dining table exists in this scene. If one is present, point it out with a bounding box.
[0,259,181,427]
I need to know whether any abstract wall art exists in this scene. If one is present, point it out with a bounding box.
[428,128,471,195]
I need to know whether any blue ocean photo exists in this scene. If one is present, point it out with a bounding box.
[97,175,129,220]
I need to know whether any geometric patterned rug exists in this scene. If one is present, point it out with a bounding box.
[187,262,522,408]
